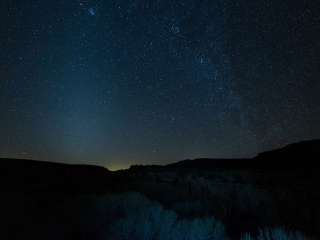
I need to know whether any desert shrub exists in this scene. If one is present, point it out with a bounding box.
[241,228,308,240]
[241,232,254,240]
[171,217,225,240]
[101,192,225,240]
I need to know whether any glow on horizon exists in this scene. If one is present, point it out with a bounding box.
[106,162,131,171]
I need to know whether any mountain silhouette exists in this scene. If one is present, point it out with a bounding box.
[1,140,320,239]
[0,158,114,193]
[161,139,320,170]
[1,139,319,192]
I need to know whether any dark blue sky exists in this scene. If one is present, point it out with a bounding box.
[1,0,320,169]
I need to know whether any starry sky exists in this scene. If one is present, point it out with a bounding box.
[1,0,320,170]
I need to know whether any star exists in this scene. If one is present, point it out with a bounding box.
[88,7,96,16]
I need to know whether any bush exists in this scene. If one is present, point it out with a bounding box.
[241,228,308,240]
[102,192,225,240]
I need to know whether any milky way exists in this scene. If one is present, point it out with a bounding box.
[1,0,320,169]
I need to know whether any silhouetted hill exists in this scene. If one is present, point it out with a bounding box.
[256,139,320,162]
[162,139,320,171]
[1,139,320,193]
[0,158,114,193]
[1,140,320,239]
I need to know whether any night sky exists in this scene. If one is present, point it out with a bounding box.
[1,0,320,170]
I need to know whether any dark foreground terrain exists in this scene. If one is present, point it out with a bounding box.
[1,140,320,239]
